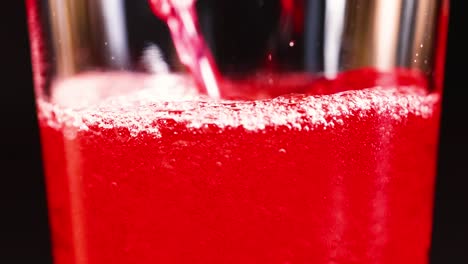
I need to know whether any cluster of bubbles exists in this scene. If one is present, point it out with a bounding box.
[38,73,439,140]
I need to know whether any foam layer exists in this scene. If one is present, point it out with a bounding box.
[38,73,439,139]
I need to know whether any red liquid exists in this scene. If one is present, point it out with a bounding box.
[149,0,221,98]
[38,70,441,264]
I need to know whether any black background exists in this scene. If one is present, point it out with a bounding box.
[1,1,467,263]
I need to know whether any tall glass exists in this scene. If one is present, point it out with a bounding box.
[26,0,449,263]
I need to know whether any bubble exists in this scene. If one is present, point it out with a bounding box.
[172,140,189,147]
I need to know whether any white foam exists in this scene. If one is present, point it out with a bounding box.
[38,73,440,139]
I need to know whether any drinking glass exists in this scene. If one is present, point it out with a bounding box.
[26,0,449,263]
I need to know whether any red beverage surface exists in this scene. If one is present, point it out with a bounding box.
[38,70,441,264]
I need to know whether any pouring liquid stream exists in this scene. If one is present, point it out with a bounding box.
[149,0,221,98]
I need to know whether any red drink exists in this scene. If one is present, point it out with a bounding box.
[38,69,441,264]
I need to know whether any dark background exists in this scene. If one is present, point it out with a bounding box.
[1,1,467,263]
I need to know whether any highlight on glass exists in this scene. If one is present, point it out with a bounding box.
[26,0,449,263]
